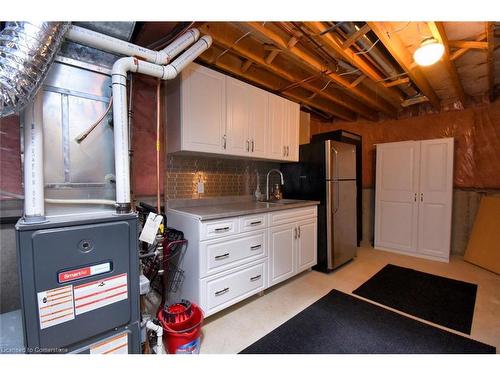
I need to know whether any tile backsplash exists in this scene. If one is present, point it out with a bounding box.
[165,154,282,200]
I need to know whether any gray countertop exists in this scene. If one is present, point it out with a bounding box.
[167,199,320,221]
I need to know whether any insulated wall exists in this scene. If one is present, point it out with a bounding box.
[311,100,500,189]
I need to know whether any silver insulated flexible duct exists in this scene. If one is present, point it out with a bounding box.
[0,21,70,117]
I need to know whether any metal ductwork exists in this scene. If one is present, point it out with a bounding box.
[0,21,70,117]
[338,22,418,97]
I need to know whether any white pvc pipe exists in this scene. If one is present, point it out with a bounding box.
[66,26,200,65]
[146,320,164,355]
[110,36,212,208]
[45,198,116,206]
[22,90,45,221]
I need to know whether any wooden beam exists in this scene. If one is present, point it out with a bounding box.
[450,32,486,61]
[245,22,397,117]
[401,96,429,107]
[487,22,495,101]
[197,54,357,121]
[241,60,253,72]
[428,22,467,106]
[350,75,366,88]
[303,22,403,109]
[265,49,281,64]
[383,77,410,87]
[367,22,441,110]
[448,40,488,50]
[200,23,377,120]
[342,24,371,50]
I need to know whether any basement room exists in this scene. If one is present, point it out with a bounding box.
[0,0,499,372]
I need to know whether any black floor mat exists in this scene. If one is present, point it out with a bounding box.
[353,264,478,334]
[240,289,495,354]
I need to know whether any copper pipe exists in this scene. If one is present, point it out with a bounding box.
[156,79,161,214]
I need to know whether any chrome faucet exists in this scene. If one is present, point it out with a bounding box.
[266,169,284,201]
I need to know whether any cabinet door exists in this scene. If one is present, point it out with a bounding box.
[267,93,287,160]
[226,76,250,156]
[296,218,317,273]
[417,138,454,259]
[268,223,295,286]
[181,64,226,153]
[374,141,420,253]
[285,100,300,162]
[248,85,268,158]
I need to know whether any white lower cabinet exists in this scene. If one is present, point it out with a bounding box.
[269,217,318,286]
[167,205,318,317]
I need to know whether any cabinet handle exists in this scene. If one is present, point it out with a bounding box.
[283,146,286,156]
[246,139,250,152]
[222,135,227,149]
[214,226,230,232]
[250,221,262,226]
[298,227,301,238]
[287,146,289,157]
[250,275,262,282]
[294,227,297,239]
[215,287,229,296]
[215,253,230,260]
[414,193,417,202]
[250,244,262,250]
[251,139,255,152]
[420,193,424,202]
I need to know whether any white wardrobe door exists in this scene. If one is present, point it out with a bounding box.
[375,141,420,253]
[417,138,454,259]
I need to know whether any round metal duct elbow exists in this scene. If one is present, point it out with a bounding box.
[0,21,70,118]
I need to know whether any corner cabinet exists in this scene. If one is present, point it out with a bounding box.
[166,63,299,162]
[374,138,454,262]
[167,205,317,317]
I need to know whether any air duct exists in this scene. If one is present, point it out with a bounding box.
[0,22,70,117]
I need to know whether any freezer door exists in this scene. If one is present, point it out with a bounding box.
[327,180,357,269]
[325,140,356,180]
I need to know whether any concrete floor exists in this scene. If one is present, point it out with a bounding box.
[200,246,500,354]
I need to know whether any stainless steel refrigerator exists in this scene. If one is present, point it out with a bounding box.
[281,140,357,272]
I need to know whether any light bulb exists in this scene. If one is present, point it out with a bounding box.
[413,38,444,67]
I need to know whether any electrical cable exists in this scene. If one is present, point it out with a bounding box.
[74,97,113,143]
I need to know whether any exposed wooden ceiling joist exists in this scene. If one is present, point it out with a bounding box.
[448,40,488,50]
[197,54,355,121]
[427,22,467,106]
[383,77,410,88]
[199,23,376,121]
[342,24,371,50]
[303,22,404,109]
[450,32,486,61]
[486,22,495,101]
[243,22,397,117]
[367,22,441,110]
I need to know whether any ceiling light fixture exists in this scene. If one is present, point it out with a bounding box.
[413,37,444,66]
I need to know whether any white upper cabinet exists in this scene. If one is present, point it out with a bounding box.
[166,63,227,154]
[166,63,298,162]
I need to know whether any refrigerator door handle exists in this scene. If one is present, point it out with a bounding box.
[333,180,340,215]
[332,145,339,180]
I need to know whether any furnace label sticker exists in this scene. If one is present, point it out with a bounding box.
[74,273,128,315]
[90,332,128,354]
[37,285,75,330]
[58,262,112,283]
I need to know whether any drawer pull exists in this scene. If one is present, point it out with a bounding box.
[215,253,230,260]
[215,287,229,296]
[214,226,230,233]
[250,221,262,226]
[250,244,262,251]
[250,275,262,282]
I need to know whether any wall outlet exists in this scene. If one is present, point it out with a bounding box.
[197,181,204,194]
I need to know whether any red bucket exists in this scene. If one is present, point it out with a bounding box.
[157,300,204,354]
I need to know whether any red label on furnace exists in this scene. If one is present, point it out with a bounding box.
[58,267,91,283]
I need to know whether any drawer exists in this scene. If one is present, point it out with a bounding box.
[200,231,266,278]
[239,214,267,233]
[199,217,238,241]
[270,206,317,226]
[202,260,266,315]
